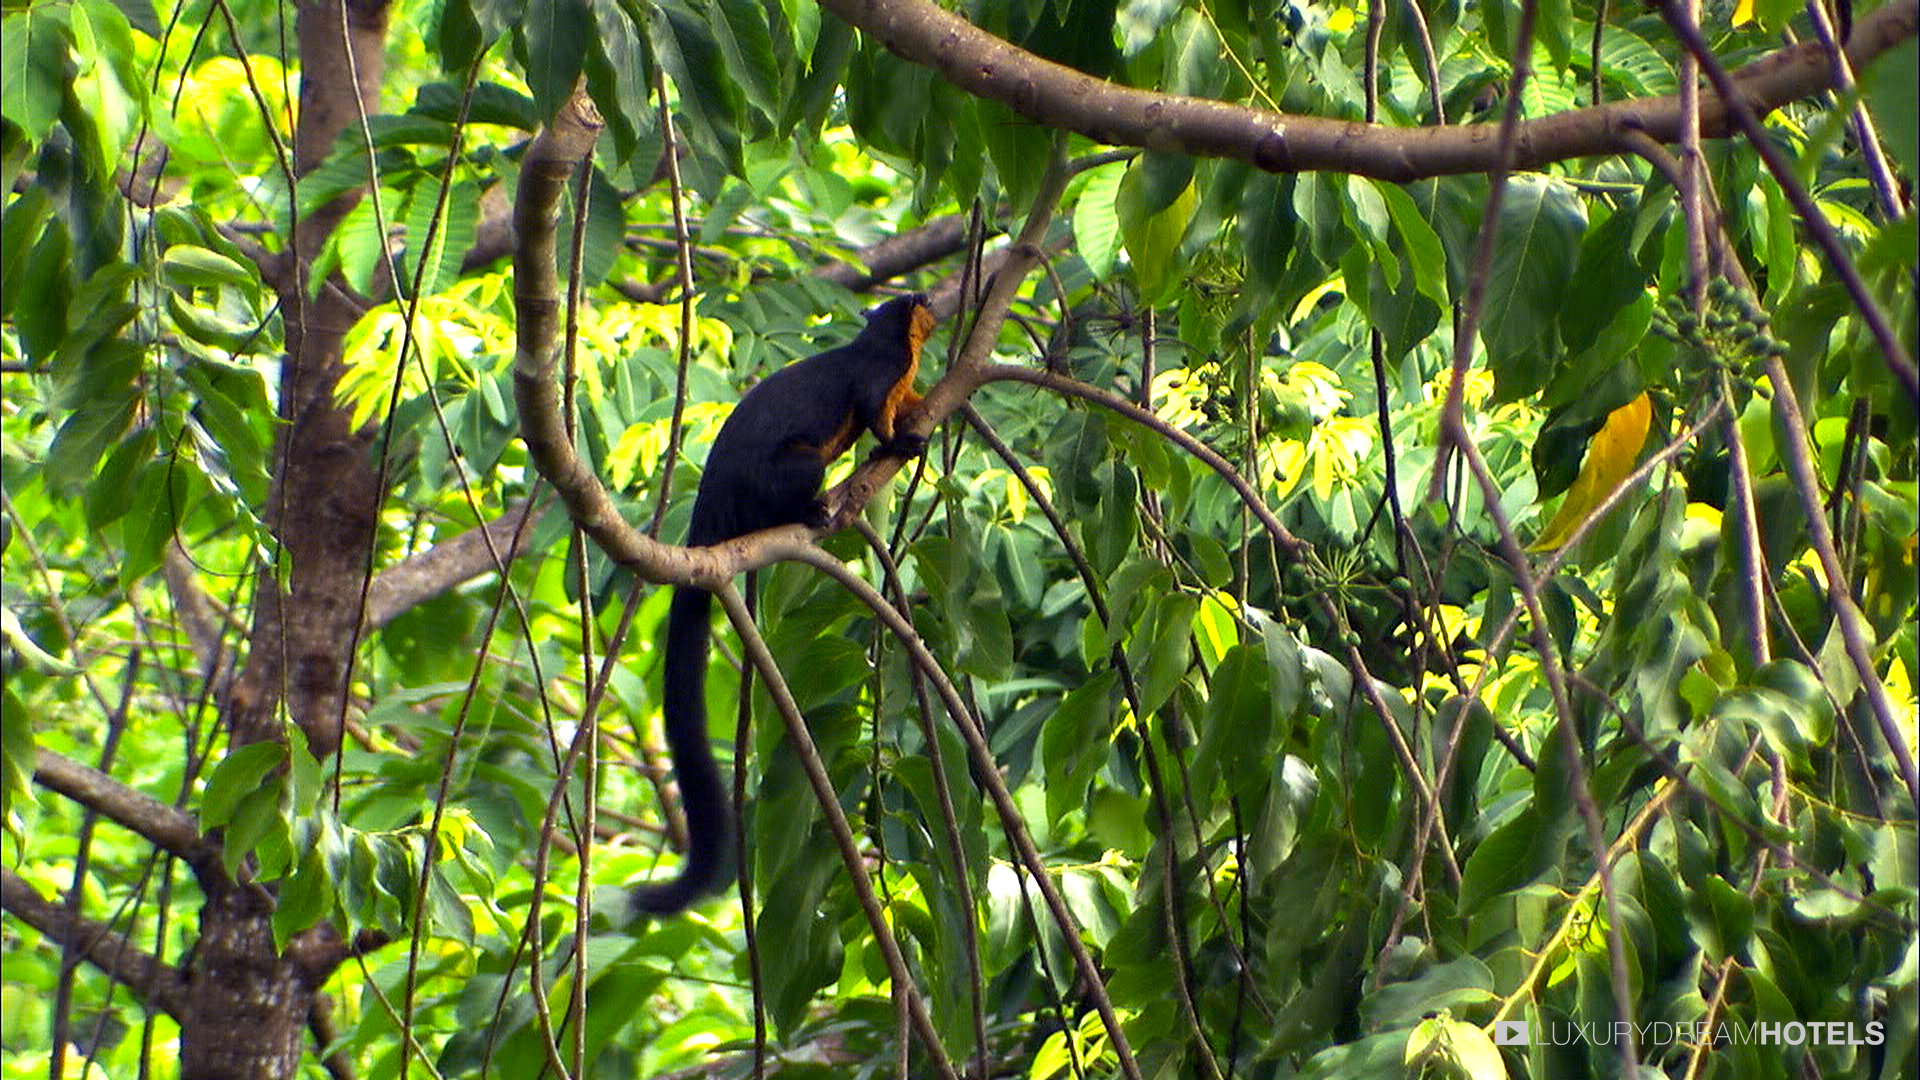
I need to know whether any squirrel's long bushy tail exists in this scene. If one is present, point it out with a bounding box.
[631,586,732,915]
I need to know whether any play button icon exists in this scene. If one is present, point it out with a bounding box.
[1494,1020,1530,1045]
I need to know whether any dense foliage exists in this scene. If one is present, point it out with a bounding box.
[2,0,1915,1076]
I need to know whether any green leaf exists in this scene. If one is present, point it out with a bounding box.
[521,0,589,124]
[1404,1011,1508,1080]
[1240,172,1298,297]
[1860,40,1919,181]
[202,741,287,830]
[1041,671,1119,826]
[1367,231,1443,362]
[274,842,332,950]
[706,0,782,130]
[1,608,79,675]
[44,380,137,496]
[1192,644,1277,804]
[1692,874,1754,958]
[0,687,36,814]
[1341,175,1396,290]
[1480,175,1587,402]
[1118,153,1196,302]
[1074,159,1126,281]
[1131,592,1196,716]
[0,185,55,324]
[167,293,264,352]
[650,0,744,175]
[1459,800,1572,912]
[399,179,479,299]
[223,782,290,879]
[1588,23,1674,97]
[1376,181,1448,307]
[1557,200,1656,358]
[1,10,69,143]
[83,425,154,528]
[159,245,255,291]
[785,12,853,137]
[757,827,845,1034]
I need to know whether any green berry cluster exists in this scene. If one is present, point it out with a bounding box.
[1649,279,1790,366]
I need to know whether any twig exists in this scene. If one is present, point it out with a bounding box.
[1449,429,1641,1073]
[648,57,699,539]
[1758,354,1919,805]
[1657,0,1918,401]
[792,549,1147,1080]
[712,582,961,1080]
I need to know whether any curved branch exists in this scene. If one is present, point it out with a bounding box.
[512,96,1068,593]
[821,0,1916,181]
[513,91,843,590]
[1,868,191,1019]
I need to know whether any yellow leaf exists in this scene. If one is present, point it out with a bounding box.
[1529,392,1652,551]
[1732,0,1756,25]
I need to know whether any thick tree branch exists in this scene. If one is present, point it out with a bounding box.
[33,750,210,869]
[820,0,1917,181]
[1,868,191,1019]
[363,499,545,629]
[814,214,974,291]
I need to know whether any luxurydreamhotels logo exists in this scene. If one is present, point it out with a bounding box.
[1493,1019,1887,1048]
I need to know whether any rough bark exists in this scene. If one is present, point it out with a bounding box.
[188,0,395,1074]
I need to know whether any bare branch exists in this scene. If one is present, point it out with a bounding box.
[363,499,545,629]
[814,214,974,291]
[1,868,191,1019]
[819,0,1916,181]
[712,581,960,1079]
[33,750,210,869]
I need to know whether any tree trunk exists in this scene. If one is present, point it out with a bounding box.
[185,0,393,1071]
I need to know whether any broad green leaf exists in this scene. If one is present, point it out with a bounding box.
[1558,200,1656,358]
[1074,160,1126,281]
[83,425,155,528]
[1595,24,1674,96]
[1404,1011,1508,1080]
[1118,152,1196,302]
[399,179,480,299]
[1192,643,1276,804]
[521,0,589,123]
[1480,174,1587,402]
[1860,40,1919,180]
[707,0,782,130]
[1041,671,1119,826]
[273,842,331,950]
[784,13,853,137]
[1132,592,1196,717]
[1459,800,1572,912]
[1376,180,1448,307]
[1,10,68,142]
[1342,175,1395,290]
[161,246,255,291]
[651,0,745,174]
[45,381,137,496]
[202,741,287,830]
[1241,171,1298,298]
